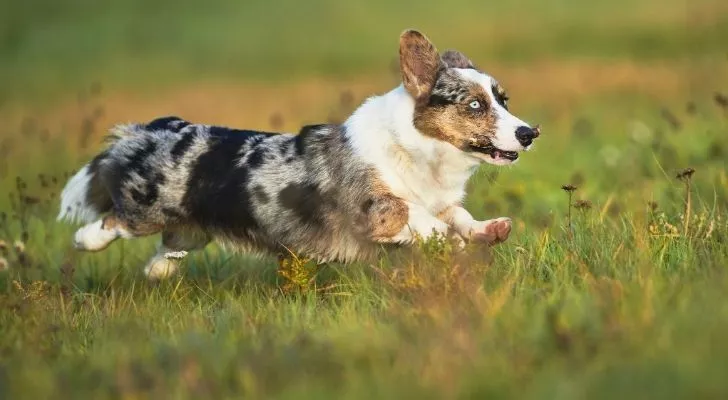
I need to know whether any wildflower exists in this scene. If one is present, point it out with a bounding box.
[660,108,681,130]
[561,184,577,192]
[600,145,621,167]
[0,240,7,255]
[714,92,728,109]
[648,201,658,212]
[339,90,355,108]
[269,113,284,130]
[0,257,8,271]
[676,167,695,180]
[13,240,25,254]
[686,102,697,115]
[628,120,653,144]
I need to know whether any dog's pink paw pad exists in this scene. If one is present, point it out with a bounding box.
[472,218,512,245]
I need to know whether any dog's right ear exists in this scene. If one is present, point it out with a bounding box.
[399,30,443,101]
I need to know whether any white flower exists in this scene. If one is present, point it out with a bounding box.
[600,146,621,167]
[629,120,653,144]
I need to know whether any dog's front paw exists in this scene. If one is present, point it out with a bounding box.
[470,217,512,245]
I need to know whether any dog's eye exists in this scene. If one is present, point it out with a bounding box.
[468,100,481,109]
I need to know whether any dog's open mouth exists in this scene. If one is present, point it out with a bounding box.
[468,144,519,161]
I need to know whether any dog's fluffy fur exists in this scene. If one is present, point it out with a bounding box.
[58,30,539,279]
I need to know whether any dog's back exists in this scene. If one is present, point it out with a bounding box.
[59,117,384,263]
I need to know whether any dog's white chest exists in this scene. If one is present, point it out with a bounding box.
[376,143,475,213]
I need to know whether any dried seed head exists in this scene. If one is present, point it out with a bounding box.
[340,90,355,108]
[676,167,695,180]
[714,92,728,108]
[686,102,697,115]
[0,257,8,271]
[561,184,577,192]
[648,201,659,212]
[660,108,681,130]
[23,196,40,205]
[13,240,25,254]
[574,200,593,210]
[268,113,284,130]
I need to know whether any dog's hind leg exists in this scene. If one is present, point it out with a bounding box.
[144,229,210,280]
[73,214,161,252]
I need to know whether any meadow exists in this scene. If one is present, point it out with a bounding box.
[1,0,728,398]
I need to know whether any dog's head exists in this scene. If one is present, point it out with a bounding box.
[399,30,539,165]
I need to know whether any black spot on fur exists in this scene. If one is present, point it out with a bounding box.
[247,147,266,169]
[361,198,374,213]
[208,126,277,138]
[124,139,157,183]
[147,116,189,132]
[162,207,184,220]
[181,135,258,237]
[339,126,350,145]
[252,185,269,204]
[279,182,336,227]
[170,132,196,164]
[428,94,455,107]
[85,150,113,213]
[293,124,329,156]
[130,172,164,207]
[293,134,306,156]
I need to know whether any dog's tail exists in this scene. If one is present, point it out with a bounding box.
[57,124,137,224]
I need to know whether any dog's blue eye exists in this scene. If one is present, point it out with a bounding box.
[469,100,481,109]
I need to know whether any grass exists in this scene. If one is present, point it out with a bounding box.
[2,0,728,398]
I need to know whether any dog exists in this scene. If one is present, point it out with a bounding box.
[58,30,540,279]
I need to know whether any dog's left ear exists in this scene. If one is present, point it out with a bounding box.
[441,50,476,69]
[399,30,444,101]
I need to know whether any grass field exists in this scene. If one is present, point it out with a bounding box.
[1,0,728,398]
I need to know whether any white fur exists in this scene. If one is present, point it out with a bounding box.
[73,219,130,251]
[58,165,100,224]
[345,85,478,216]
[454,68,532,153]
[344,73,525,243]
[379,202,451,244]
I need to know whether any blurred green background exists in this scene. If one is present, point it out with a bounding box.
[2,0,726,103]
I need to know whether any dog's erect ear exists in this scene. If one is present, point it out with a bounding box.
[399,30,443,101]
[441,50,476,69]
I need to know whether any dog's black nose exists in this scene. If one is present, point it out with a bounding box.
[515,126,539,146]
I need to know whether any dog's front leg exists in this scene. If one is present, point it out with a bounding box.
[366,196,451,244]
[440,206,512,245]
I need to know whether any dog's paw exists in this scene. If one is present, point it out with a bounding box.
[73,220,119,251]
[144,255,179,280]
[470,217,512,245]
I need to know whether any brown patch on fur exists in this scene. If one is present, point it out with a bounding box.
[399,30,443,101]
[441,50,475,69]
[414,79,498,149]
[102,214,162,236]
[435,205,459,223]
[360,179,409,240]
